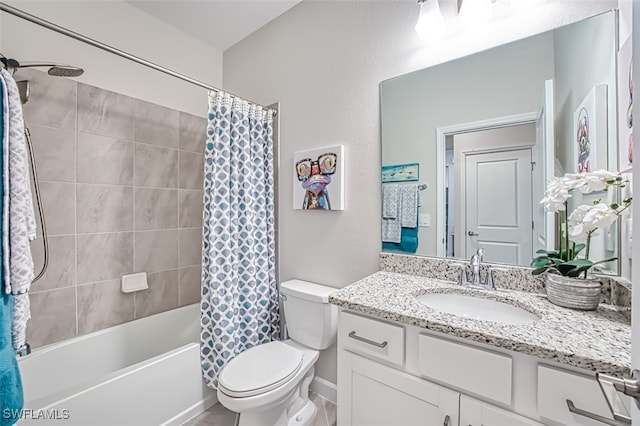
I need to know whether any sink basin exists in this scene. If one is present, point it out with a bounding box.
[416,293,540,324]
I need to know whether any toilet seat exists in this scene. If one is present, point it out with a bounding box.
[218,341,303,398]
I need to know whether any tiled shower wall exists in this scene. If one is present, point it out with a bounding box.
[16,69,207,348]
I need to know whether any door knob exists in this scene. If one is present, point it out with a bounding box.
[467,231,479,236]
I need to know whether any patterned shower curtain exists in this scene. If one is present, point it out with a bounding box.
[200,91,279,389]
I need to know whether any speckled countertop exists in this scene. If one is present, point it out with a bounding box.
[329,271,631,377]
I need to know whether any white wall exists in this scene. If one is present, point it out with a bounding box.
[223,0,618,384]
[553,10,618,173]
[0,1,223,116]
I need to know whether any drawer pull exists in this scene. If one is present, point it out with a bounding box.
[597,371,638,422]
[566,399,631,426]
[348,331,388,348]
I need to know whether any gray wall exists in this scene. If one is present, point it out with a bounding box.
[21,69,206,348]
[223,0,617,385]
[0,1,223,117]
[553,11,618,173]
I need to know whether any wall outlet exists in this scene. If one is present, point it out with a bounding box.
[419,213,431,227]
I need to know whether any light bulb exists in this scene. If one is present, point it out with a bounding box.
[415,0,446,41]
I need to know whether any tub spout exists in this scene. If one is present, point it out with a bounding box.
[16,342,31,357]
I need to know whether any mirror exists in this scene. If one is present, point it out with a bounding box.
[381,11,622,274]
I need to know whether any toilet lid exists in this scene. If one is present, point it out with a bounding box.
[219,341,303,397]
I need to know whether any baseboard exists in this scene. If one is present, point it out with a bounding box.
[310,376,337,405]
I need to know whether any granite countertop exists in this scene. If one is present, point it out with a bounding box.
[329,271,631,377]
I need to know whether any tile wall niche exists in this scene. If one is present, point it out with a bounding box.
[16,69,207,348]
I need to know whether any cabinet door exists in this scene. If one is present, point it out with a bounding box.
[338,351,459,426]
[460,395,544,426]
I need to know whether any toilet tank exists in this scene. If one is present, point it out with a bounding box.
[280,279,338,350]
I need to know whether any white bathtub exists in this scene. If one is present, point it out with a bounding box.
[17,303,216,425]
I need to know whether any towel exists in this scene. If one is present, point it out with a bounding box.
[382,184,401,242]
[382,226,418,253]
[382,184,400,219]
[382,215,401,243]
[1,68,37,350]
[400,184,418,228]
[0,77,23,426]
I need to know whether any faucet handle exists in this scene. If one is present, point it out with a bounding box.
[485,267,508,289]
[449,262,469,285]
[476,248,485,261]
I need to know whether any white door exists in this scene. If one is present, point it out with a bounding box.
[464,148,533,265]
[460,395,544,426]
[534,79,555,252]
[339,351,459,426]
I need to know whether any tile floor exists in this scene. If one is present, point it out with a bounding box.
[182,392,336,426]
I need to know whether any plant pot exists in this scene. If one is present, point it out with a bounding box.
[545,274,602,311]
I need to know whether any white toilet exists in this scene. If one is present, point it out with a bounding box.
[216,279,338,426]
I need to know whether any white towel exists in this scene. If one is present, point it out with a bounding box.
[382,184,399,219]
[382,216,401,243]
[400,184,418,228]
[1,68,37,350]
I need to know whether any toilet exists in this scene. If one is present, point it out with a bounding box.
[216,279,338,426]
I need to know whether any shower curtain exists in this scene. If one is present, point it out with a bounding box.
[200,91,279,389]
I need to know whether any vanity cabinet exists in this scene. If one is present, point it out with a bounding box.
[460,395,544,426]
[341,351,459,426]
[337,310,622,426]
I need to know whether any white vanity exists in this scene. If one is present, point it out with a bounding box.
[330,259,631,426]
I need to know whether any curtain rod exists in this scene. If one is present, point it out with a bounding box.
[0,2,276,115]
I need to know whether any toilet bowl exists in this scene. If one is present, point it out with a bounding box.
[216,279,338,426]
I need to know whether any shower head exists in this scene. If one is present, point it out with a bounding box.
[0,55,84,78]
[17,62,84,77]
[47,65,84,78]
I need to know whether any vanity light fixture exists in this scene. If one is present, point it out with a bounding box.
[458,0,494,26]
[415,0,446,41]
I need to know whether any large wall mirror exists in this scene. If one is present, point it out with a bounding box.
[381,10,625,275]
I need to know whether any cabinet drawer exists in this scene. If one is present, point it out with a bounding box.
[339,311,405,366]
[538,364,627,425]
[418,333,512,405]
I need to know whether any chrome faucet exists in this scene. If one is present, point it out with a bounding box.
[454,248,502,290]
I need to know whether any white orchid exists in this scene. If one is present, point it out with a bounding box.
[541,170,623,213]
[533,170,632,278]
[567,203,617,244]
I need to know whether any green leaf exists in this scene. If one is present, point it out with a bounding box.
[573,244,586,256]
[590,257,618,266]
[557,264,578,275]
[531,257,551,267]
[561,259,594,267]
[532,267,549,275]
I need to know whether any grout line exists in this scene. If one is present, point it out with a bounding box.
[49,227,201,238]
[37,178,202,192]
[133,129,137,321]
[178,148,182,269]
[73,92,79,338]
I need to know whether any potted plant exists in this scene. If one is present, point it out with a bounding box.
[531,170,632,310]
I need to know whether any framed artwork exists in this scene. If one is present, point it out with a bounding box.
[618,35,633,172]
[381,163,420,183]
[292,145,345,210]
[573,85,608,173]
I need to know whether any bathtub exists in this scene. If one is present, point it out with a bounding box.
[16,303,217,425]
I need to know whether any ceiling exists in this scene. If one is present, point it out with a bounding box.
[128,0,303,52]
